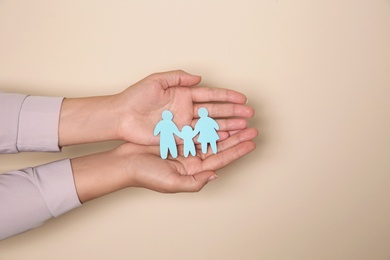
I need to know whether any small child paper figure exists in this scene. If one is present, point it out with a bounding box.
[194,107,220,154]
[154,110,180,159]
[179,125,197,157]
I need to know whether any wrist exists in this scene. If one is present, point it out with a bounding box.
[59,95,120,146]
[70,147,130,203]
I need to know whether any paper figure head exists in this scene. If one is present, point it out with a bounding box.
[182,125,193,133]
[198,107,208,117]
[162,110,173,120]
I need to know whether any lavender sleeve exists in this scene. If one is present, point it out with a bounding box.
[0,93,63,153]
[0,93,81,240]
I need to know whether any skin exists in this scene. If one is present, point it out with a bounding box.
[59,70,254,146]
[71,128,258,202]
[58,70,257,203]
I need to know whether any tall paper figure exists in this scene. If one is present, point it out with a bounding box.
[194,107,220,154]
[154,110,180,159]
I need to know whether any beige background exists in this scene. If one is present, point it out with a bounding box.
[0,0,389,259]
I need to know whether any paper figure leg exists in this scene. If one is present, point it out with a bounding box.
[201,142,208,154]
[160,144,168,159]
[183,143,196,157]
[169,145,178,158]
[189,147,196,156]
[184,148,189,158]
[210,142,218,154]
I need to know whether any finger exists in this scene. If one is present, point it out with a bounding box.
[189,131,229,147]
[190,118,248,132]
[201,141,256,172]
[217,131,230,142]
[216,118,249,131]
[189,119,248,145]
[191,87,247,104]
[169,171,218,192]
[194,126,257,150]
[197,127,258,158]
[227,130,241,136]
[216,128,259,153]
[149,70,201,89]
[193,103,254,118]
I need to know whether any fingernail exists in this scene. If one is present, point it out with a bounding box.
[207,175,218,183]
[246,98,249,104]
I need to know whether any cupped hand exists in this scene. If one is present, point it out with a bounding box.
[118,127,258,193]
[113,70,254,145]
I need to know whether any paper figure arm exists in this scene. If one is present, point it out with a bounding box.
[153,123,162,136]
[213,120,220,131]
[176,130,183,139]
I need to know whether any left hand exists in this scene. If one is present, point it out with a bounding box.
[71,128,258,202]
[120,127,258,193]
[113,70,254,145]
[59,70,254,147]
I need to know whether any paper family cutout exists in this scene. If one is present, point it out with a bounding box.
[154,107,220,159]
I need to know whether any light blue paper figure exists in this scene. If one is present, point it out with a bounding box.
[154,110,180,159]
[179,125,197,157]
[194,107,220,154]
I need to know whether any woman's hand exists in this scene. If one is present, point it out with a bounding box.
[59,70,254,146]
[71,128,258,202]
[114,70,254,145]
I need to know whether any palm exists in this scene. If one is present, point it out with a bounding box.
[115,70,253,146]
[123,127,258,193]
[132,152,205,192]
[120,83,194,145]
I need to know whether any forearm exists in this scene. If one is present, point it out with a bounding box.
[0,160,81,240]
[0,147,131,239]
[70,148,130,203]
[59,95,121,146]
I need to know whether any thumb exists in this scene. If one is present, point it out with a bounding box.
[174,171,218,193]
[150,70,201,89]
